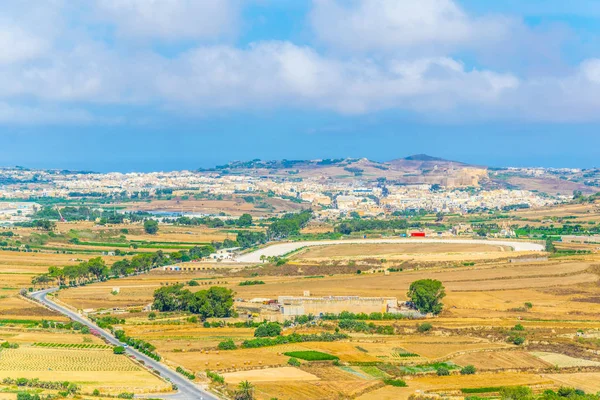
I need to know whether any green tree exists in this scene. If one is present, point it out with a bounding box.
[500,386,533,400]
[407,279,446,315]
[254,322,282,337]
[237,213,253,227]
[144,219,159,234]
[234,380,254,400]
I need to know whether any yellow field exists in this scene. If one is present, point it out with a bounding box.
[451,350,552,370]
[223,367,320,383]
[530,352,600,368]
[544,372,600,392]
[0,346,169,394]
[293,243,510,262]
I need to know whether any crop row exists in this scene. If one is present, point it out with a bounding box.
[33,342,110,349]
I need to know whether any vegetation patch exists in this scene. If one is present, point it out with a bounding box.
[283,350,339,361]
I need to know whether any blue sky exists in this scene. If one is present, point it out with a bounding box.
[1,0,600,172]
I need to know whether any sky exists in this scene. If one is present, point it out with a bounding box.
[1,0,600,172]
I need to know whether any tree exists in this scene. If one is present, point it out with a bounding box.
[234,380,254,400]
[87,257,108,279]
[113,346,126,354]
[254,322,282,337]
[236,213,253,227]
[407,279,446,315]
[144,219,159,234]
[500,386,532,400]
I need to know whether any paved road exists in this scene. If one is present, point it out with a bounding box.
[30,288,220,400]
[236,238,545,263]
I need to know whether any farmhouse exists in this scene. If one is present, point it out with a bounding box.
[277,295,400,317]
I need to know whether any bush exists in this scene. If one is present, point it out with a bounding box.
[239,280,265,286]
[513,324,525,331]
[512,336,525,345]
[113,346,126,354]
[383,378,407,387]
[206,370,225,384]
[500,386,532,400]
[148,312,157,320]
[218,339,237,350]
[417,323,433,333]
[460,365,477,375]
[283,351,338,361]
[254,322,282,337]
[188,280,199,286]
[436,366,450,376]
[288,357,301,367]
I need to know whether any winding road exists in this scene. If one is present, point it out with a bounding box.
[29,288,220,400]
[236,238,545,263]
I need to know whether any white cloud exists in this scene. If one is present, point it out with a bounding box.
[0,103,96,125]
[94,0,238,40]
[0,25,49,64]
[154,42,519,114]
[0,0,599,124]
[310,0,512,54]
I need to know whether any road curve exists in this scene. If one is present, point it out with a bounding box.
[236,238,545,263]
[29,288,220,400]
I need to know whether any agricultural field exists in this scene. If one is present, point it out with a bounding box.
[3,203,600,399]
[0,330,170,395]
[292,242,512,263]
[451,350,552,370]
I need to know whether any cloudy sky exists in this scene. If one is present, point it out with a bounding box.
[1,0,600,171]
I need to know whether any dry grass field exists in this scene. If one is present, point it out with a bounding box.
[543,372,600,392]
[294,242,507,258]
[451,350,552,370]
[222,367,320,383]
[358,372,554,400]
[530,352,600,368]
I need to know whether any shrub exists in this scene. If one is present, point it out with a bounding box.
[218,339,237,350]
[512,336,525,345]
[436,366,450,376]
[176,366,196,380]
[239,280,265,286]
[254,322,282,337]
[113,346,126,354]
[288,357,301,367]
[283,351,338,361]
[383,378,408,387]
[188,280,199,286]
[513,324,525,331]
[524,302,533,309]
[206,370,225,384]
[499,386,532,400]
[417,323,433,333]
[148,312,157,320]
[461,365,477,375]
